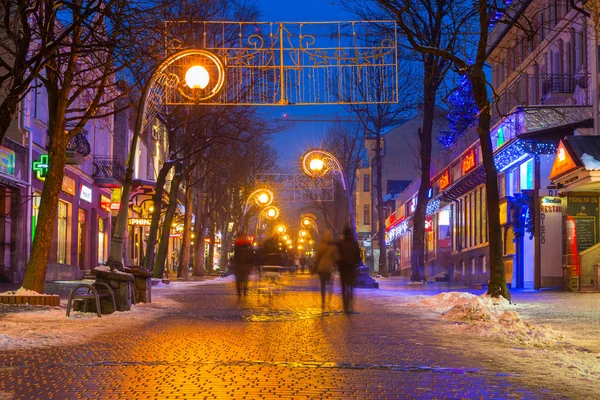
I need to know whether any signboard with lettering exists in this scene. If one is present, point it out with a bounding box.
[539,197,563,281]
[0,147,15,176]
[566,195,598,252]
[439,169,450,190]
[80,185,92,203]
[129,218,151,226]
[110,188,121,210]
[100,195,111,212]
[62,176,75,196]
[425,217,433,232]
[462,148,477,174]
[549,140,579,180]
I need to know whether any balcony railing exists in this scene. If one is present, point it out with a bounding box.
[92,157,126,187]
[67,132,91,157]
[494,73,590,121]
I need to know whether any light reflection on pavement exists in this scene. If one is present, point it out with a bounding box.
[0,275,564,399]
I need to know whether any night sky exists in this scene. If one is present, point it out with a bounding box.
[255,0,355,169]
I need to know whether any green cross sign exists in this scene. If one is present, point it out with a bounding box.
[33,154,49,181]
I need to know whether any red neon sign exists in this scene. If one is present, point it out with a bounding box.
[439,169,450,190]
[462,149,476,174]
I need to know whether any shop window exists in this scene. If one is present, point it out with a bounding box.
[520,158,533,190]
[471,257,476,275]
[78,209,86,268]
[31,193,41,242]
[57,201,68,264]
[481,186,488,243]
[481,255,487,273]
[498,173,506,199]
[364,174,370,192]
[461,260,466,276]
[98,217,106,264]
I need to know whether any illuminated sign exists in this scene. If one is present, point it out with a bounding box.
[425,217,433,232]
[62,176,75,195]
[100,195,111,212]
[129,218,151,226]
[439,169,450,190]
[33,154,49,181]
[549,140,578,180]
[110,188,122,210]
[0,147,15,175]
[80,185,92,203]
[462,148,477,174]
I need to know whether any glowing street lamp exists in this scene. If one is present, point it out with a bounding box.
[299,229,309,238]
[274,224,286,235]
[242,188,274,217]
[263,205,279,220]
[282,234,289,241]
[185,66,210,89]
[301,149,356,240]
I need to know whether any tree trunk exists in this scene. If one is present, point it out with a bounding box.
[207,219,216,273]
[470,70,510,301]
[153,165,183,278]
[145,162,172,269]
[22,132,68,293]
[177,173,193,278]
[192,177,205,276]
[411,72,437,282]
[374,132,388,277]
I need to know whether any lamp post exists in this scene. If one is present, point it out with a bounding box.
[255,205,279,239]
[301,215,319,236]
[301,149,378,288]
[107,49,225,271]
[301,149,357,240]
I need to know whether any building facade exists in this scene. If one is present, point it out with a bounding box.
[386,0,598,290]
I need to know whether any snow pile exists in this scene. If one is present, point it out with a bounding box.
[580,153,600,171]
[0,279,225,350]
[415,292,565,347]
[0,287,51,296]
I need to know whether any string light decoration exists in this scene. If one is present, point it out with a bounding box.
[387,218,410,242]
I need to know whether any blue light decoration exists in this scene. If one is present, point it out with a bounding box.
[438,74,478,149]
[495,141,557,172]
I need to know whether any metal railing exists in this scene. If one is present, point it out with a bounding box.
[66,133,91,156]
[494,73,590,120]
[92,157,126,182]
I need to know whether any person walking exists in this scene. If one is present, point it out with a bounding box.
[314,230,339,308]
[300,255,307,274]
[233,234,253,298]
[337,225,361,314]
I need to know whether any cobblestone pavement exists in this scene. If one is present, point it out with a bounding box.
[0,275,568,399]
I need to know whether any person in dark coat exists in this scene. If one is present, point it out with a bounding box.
[233,234,253,298]
[337,225,361,313]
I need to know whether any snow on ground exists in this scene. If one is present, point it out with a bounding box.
[0,277,233,351]
[0,287,53,296]
[369,286,600,394]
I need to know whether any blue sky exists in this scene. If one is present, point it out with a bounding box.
[255,0,355,169]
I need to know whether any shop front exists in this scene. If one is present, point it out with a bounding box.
[549,136,600,292]
[31,150,112,281]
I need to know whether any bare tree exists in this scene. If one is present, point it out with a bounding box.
[307,120,365,237]
[345,63,416,277]
[22,0,167,293]
[378,0,518,298]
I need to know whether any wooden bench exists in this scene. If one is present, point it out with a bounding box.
[66,282,116,318]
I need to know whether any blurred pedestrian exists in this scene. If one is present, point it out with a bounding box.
[314,230,339,308]
[337,226,360,314]
[300,255,307,274]
[233,234,253,298]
